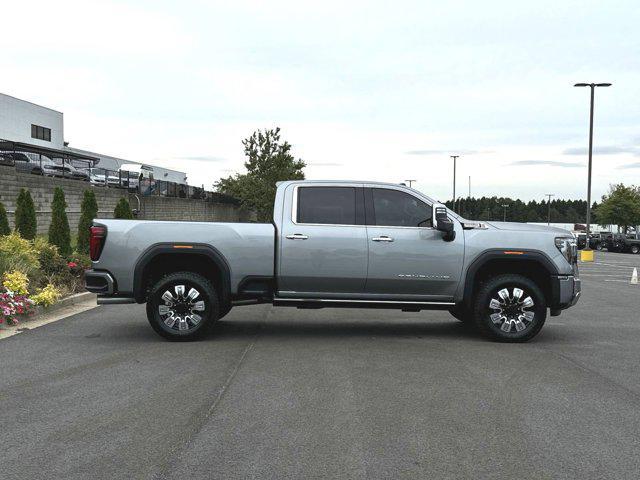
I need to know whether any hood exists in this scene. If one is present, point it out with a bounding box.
[484,221,572,235]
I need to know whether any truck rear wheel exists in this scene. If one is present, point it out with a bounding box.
[146,271,219,341]
[630,245,639,254]
[472,274,546,342]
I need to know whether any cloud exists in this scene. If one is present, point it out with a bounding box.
[508,160,583,168]
[308,162,343,166]
[178,155,226,162]
[617,162,640,170]
[562,146,639,156]
[405,149,491,156]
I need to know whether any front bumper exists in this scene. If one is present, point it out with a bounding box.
[550,274,581,315]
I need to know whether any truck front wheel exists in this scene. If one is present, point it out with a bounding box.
[472,274,546,342]
[146,271,219,341]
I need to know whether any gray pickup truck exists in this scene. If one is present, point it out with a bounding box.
[85,180,580,342]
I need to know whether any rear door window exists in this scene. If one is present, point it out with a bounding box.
[297,187,358,225]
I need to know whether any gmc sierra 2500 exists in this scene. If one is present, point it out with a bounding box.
[85,180,580,342]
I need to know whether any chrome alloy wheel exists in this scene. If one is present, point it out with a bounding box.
[158,284,206,332]
[488,287,535,333]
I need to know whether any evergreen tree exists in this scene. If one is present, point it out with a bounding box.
[15,188,37,239]
[0,202,10,236]
[113,197,134,219]
[48,187,72,256]
[77,189,99,253]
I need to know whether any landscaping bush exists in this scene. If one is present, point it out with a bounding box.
[0,232,40,278]
[34,238,67,276]
[31,284,61,307]
[77,189,98,254]
[114,197,134,219]
[0,202,9,236]
[3,270,29,295]
[48,187,72,256]
[15,188,37,240]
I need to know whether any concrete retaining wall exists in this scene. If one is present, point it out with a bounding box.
[0,165,255,235]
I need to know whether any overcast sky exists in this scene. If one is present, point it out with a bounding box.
[1,0,638,202]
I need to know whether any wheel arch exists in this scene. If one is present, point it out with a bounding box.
[133,243,231,308]
[462,249,559,309]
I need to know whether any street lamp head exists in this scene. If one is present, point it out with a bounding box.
[574,83,590,87]
[595,83,612,87]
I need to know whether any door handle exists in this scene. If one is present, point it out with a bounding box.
[372,236,394,242]
[286,233,309,240]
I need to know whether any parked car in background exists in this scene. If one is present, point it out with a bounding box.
[576,233,604,250]
[0,151,56,175]
[43,161,88,181]
[85,168,123,187]
[119,164,154,188]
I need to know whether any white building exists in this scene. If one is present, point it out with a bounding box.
[0,93,187,184]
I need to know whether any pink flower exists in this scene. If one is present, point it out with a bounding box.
[68,262,78,269]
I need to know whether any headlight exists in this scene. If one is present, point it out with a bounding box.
[555,236,577,264]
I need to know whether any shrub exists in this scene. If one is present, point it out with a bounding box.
[0,232,39,277]
[0,202,9,236]
[34,238,67,276]
[77,189,98,254]
[114,197,134,219]
[15,188,37,240]
[48,187,72,256]
[3,270,29,295]
[31,284,61,307]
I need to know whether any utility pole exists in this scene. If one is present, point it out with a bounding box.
[501,204,509,222]
[574,82,612,251]
[468,176,471,198]
[450,155,459,212]
[545,193,555,225]
[405,179,416,188]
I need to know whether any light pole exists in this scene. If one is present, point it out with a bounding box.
[545,193,555,225]
[501,204,509,222]
[574,82,612,251]
[468,176,471,198]
[450,155,459,212]
[405,179,416,188]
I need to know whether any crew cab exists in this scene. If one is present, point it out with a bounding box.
[85,180,581,342]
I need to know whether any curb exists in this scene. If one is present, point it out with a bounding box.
[31,291,97,318]
[0,292,98,340]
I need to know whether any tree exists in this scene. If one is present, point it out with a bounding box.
[216,127,305,221]
[77,189,99,253]
[15,188,37,240]
[114,197,134,219]
[0,202,9,236]
[595,184,640,232]
[48,187,72,256]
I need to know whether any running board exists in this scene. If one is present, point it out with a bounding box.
[273,297,455,311]
[97,296,136,305]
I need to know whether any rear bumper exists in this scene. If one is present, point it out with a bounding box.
[85,270,115,294]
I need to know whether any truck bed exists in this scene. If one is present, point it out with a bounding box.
[94,220,275,294]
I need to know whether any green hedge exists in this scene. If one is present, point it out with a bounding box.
[15,188,37,240]
[48,187,72,257]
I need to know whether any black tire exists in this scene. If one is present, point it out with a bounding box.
[449,306,473,324]
[472,274,547,342]
[596,243,603,251]
[630,245,639,255]
[146,271,219,341]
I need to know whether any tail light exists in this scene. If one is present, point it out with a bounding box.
[89,226,107,261]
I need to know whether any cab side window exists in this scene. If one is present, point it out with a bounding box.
[372,188,432,227]
[297,187,357,225]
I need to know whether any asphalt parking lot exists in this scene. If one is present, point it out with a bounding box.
[2,250,640,480]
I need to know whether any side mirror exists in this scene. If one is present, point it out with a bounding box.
[433,204,456,241]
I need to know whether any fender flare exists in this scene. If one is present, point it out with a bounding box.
[462,249,560,308]
[133,243,231,305]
